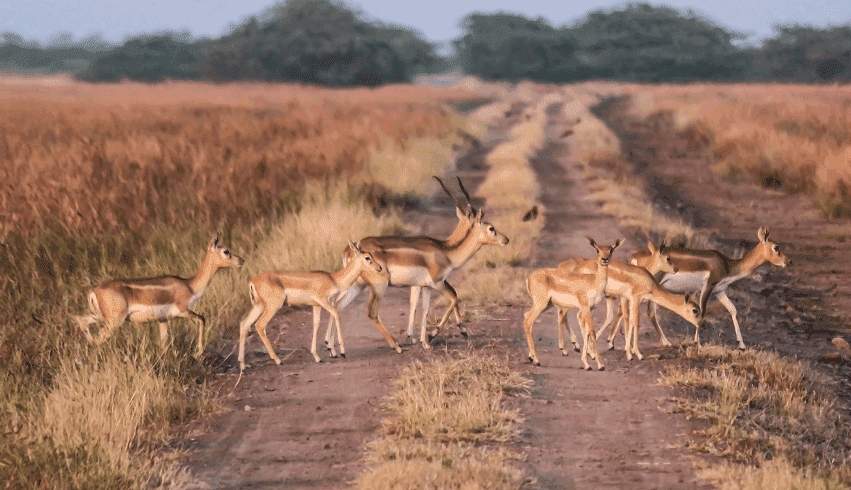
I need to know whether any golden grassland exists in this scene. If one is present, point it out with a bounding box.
[0,78,482,488]
[581,81,851,218]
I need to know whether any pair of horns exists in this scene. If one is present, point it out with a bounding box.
[433,175,477,217]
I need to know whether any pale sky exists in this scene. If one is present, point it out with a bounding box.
[2,0,849,48]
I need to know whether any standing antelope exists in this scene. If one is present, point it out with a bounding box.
[559,241,678,351]
[74,233,244,358]
[523,237,623,370]
[327,206,510,350]
[237,242,382,372]
[559,248,701,361]
[632,227,790,349]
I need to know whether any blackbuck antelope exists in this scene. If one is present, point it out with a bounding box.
[524,237,623,370]
[74,233,244,358]
[237,242,382,373]
[327,205,510,351]
[325,176,477,351]
[559,243,701,361]
[559,241,678,351]
[631,227,790,349]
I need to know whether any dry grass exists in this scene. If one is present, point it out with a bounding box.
[662,343,851,487]
[379,354,530,443]
[356,352,530,489]
[558,86,708,247]
[0,79,481,488]
[357,439,523,490]
[583,164,710,248]
[587,82,851,218]
[700,457,849,490]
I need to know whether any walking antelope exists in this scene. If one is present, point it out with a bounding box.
[324,177,477,351]
[559,250,701,361]
[237,242,382,373]
[327,206,510,350]
[74,233,244,358]
[523,237,623,370]
[631,227,790,349]
[559,241,678,351]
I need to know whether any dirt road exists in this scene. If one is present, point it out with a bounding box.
[183,89,850,489]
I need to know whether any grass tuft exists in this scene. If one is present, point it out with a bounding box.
[662,343,851,487]
[357,352,530,489]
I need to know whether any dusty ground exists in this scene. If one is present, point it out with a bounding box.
[183,90,851,489]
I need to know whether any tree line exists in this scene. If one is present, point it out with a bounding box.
[2,1,850,85]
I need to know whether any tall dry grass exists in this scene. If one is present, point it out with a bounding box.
[592,82,851,218]
[0,79,479,488]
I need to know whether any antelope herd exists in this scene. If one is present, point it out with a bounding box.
[73,177,790,372]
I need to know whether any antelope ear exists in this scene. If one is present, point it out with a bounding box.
[647,241,657,254]
[210,232,222,250]
[586,236,598,249]
[758,227,769,242]
[348,240,358,252]
[613,238,625,250]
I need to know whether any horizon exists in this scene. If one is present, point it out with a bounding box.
[1,0,848,50]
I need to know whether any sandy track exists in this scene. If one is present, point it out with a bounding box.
[183,88,850,489]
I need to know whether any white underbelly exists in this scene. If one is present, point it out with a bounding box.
[388,265,436,287]
[660,271,711,294]
[284,289,323,306]
[550,291,581,310]
[128,304,181,323]
[605,278,631,297]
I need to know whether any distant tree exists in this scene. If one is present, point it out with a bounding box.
[205,0,436,85]
[753,25,851,82]
[79,35,202,82]
[0,31,106,73]
[566,3,750,82]
[453,12,579,82]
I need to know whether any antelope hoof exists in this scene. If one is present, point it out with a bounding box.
[584,365,592,371]
[394,346,403,354]
[460,330,468,338]
[561,349,569,356]
[573,345,580,352]
[608,344,615,351]
[738,343,747,350]
[340,353,346,359]
[598,365,605,371]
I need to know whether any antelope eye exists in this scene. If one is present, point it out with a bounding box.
[224,250,231,257]
[693,308,699,315]
[773,245,780,253]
